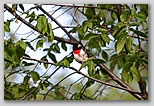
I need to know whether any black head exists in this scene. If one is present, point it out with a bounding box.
[73,43,82,50]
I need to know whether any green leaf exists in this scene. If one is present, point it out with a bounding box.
[83,24,88,33]
[104,20,115,26]
[127,73,133,83]
[101,34,110,44]
[23,75,30,88]
[91,71,101,80]
[130,66,140,82]
[85,7,95,19]
[117,22,125,28]
[27,42,35,51]
[88,37,101,53]
[19,4,24,12]
[18,40,26,50]
[55,56,73,68]
[79,61,88,71]
[42,24,47,34]
[130,28,148,38]
[49,43,61,53]
[4,21,10,32]
[15,40,26,60]
[87,60,95,75]
[123,62,133,71]
[116,35,126,54]
[137,58,148,65]
[131,8,136,16]
[92,58,106,64]
[36,39,44,50]
[78,26,85,37]
[97,28,108,33]
[98,10,105,18]
[22,61,35,66]
[126,36,133,53]
[47,23,54,42]
[56,58,70,68]
[41,55,48,69]
[48,52,57,63]
[101,51,109,62]
[87,21,93,29]
[29,71,40,83]
[111,11,117,20]
[130,22,140,26]
[135,12,146,22]
[12,4,17,12]
[117,55,126,69]
[53,43,60,53]
[61,42,67,51]
[36,15,47,31]
[120,12,129,22]
[66,55,74,63]
[121,69,128,81]
[83,33,95,40]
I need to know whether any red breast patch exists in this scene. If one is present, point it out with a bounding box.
[73,49,81,56]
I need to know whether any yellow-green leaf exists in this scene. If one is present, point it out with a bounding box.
[130,66,140,82]
[116,36,126,54]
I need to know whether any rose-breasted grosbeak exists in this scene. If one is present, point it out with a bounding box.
[73,43,88,63]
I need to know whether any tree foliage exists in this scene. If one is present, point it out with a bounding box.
[4,4,148,100]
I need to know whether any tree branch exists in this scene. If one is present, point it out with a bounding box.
[36,4,77,41]
[4,4,78,45]
[22,56,141,96]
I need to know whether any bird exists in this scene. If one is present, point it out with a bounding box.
[73,43,88,63]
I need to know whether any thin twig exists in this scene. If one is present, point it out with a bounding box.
[43,72,77,100]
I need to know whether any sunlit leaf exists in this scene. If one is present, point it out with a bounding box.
[47,23,54,42]
[87,60,95,75]
[101,34,110,43]
[126,36,133,53]
[130,66,140,82]
[120,11,129,22]
[36,15,47,31]
[116,36,126,54]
